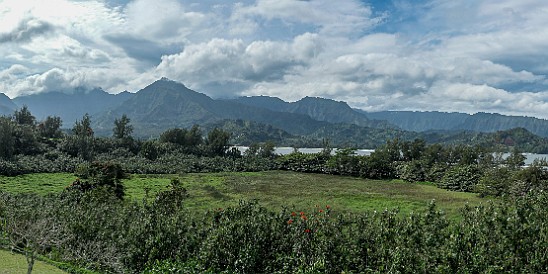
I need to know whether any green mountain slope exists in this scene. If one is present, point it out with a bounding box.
[95,78,328,137]
[230,96,392,129]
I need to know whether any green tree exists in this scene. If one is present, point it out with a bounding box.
[61,114,95,160]
[0,117,16,159]
[0,193,62,274]
[159,128,187,145]
[439,165,482,192]
[70,161,127,199]
[72,113,93,137]
[140,140,161,160]
[185,125,203,147]
[401,139,425,161]
[38,116,63,139]
[13,123,40,155]
[506,148,526,169]
[476,167,514,197]
[113,114,133,139]
[204,128,230,157]
[13,105,35,126]
[244,141,276,158]
[259,141,276,158]
[10,107,40,155]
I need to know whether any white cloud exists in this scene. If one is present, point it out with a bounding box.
[1,0,548,120]
[232,0,379,35]
[123,0,210,42]
[155,32,323,95]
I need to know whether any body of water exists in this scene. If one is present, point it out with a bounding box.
[234,146,374,156]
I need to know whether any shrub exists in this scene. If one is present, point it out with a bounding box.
[68,161,127,199]
[438,165,482,192]
[399,160,427,183]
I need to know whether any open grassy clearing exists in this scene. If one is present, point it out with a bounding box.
[0,171,485,216]
[0,250,66,274]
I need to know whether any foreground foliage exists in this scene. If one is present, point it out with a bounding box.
[1,185,547,273]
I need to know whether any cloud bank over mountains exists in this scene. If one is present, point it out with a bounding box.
[1,0,548,118]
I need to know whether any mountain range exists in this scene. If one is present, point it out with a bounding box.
[12,87,133,125]
[360,111,548,137]
[2,77,548,151]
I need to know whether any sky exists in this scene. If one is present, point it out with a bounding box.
[1,0,548,118]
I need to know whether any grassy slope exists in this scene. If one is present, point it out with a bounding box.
[0,171,484,216]
[0,250,66,274]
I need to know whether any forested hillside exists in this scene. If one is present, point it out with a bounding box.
[362,110,548,137]
[230,96,392,128]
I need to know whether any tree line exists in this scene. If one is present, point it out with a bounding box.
[1,107,548,198]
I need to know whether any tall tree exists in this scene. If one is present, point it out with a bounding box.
[13,105,35,126]
[62,114,95,160]
[72,113,93,137]
[38,116,63,139]
[159,128,187,145]
[185,125,202,147]
[204,128,230,157]
[0,117,16,159]
[113,114,133,139]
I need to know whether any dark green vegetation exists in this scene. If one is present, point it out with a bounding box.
[4,77,548,151]
[1,105,547,197]
[1,105,548,273]
[1,185,547,273]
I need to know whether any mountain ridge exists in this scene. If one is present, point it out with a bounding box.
[228,95,392,129]
[13,88,133,125]
[94,78,330,137]
[9,78,548,148]
[0,93,17,115]
[360,110,548,137]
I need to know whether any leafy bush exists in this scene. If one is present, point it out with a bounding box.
[398,160,427,183]
[438,165,482,192]
[69,161,128,199]
[2,191,548,273]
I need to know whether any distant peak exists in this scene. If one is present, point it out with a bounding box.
[153,77,187,88]
[158,77,179,84]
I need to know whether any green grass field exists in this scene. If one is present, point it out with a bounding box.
[0,171,485,215]
[0,250,66,274]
